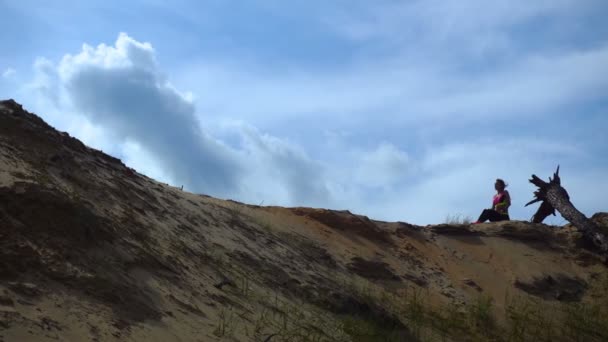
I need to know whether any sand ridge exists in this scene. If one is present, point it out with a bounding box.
[1,99,606,341]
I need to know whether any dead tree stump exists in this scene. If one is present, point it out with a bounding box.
[526,166,608,253]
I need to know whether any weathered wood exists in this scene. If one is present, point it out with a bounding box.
[526,166,608,253]
[530,201,556,224]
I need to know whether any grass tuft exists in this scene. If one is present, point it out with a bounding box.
[445,214,473,225]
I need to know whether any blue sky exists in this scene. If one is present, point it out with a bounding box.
[1,0,607,224]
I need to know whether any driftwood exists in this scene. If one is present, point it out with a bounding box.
[526,166,608,253]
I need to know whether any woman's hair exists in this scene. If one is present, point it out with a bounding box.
[496,178,507,188]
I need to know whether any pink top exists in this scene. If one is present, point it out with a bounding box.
[493,190,510,214]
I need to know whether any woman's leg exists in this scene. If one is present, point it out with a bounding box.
[477,209,493,223]
[488,212,509,222]
[478,209,510,223]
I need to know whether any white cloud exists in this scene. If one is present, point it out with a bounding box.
[2,68,16,79]
[24,32,608,226]
[174,42,608,130]
[334,138,591,225]
[27,58,61,107]
[323,0,589,45]
[121,140,175,185]
[227,122,332,207]
[354,143,410,188]
[49,33,244,195]
[58,33,157,78]
[30,33,333,206]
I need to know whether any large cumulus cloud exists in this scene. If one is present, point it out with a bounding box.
[26,33,608,225]
[54,33,243,194]
[36,33,332,205]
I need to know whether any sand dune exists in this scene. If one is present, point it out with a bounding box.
[1,99,606,341]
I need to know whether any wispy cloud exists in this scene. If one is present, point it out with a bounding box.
[2,68,16,79]
[173,41,608,130]
[9,0,608,225]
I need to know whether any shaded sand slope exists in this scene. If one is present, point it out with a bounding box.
[1,100,607,341]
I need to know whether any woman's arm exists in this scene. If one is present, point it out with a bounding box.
[494,191,511,212]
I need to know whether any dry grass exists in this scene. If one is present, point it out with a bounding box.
[445,214,474,225]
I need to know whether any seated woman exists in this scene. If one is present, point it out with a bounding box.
[473,179,511,223]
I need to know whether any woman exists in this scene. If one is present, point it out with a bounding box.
[473,179,511,223]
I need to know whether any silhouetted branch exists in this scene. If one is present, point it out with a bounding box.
[527,166,607,253]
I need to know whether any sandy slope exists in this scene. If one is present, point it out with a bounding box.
[1,99,606,342]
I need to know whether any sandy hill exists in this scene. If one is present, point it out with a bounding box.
[1,99,607,342]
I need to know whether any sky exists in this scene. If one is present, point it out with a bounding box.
[1,0,607,225]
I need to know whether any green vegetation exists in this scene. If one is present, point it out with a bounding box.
[208,207,608,341]
[59,202,608,340]
[336,274,608,342]
[210,269,608,342]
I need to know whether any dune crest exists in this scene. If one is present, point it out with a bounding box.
[1,100,607,341]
